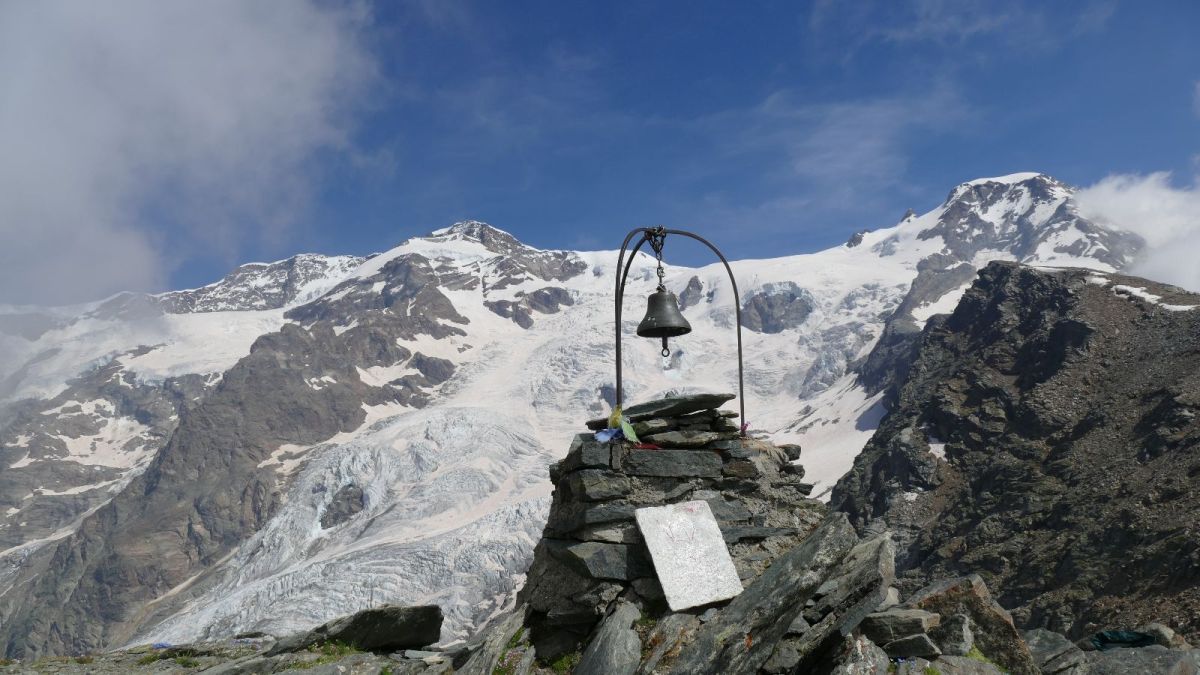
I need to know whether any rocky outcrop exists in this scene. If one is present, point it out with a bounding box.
[740,282,815,334]
[835,261,1200,644]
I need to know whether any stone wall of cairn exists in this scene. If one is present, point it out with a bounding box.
[516,394,822,662]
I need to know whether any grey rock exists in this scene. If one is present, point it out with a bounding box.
[556,437,612,474]
[619,449,722,478]
[877,586,901,610]
[1024,628,1088,675]
[740,282,815,333]
[721,526,801,544]
[319,483,365,528]
[787,533,896,672]
[860,608,942,645]
[265,604,443,655]
[641,430,724,448]
[1140,622,1194,650]
[666,514,859,674]
[457,610,526,675]
[575,522,642,544]
[636,613,698,675]
[905,655,1004,674]
[631,418,670,436]
[884,633,942,658]
[828,635,891,674]
[934,613,975,657]
[576,601,641,675]
[630,576,664,602]
[678,276,704,310]
[762,639,802,673]
[585,393,735,429]
[1084,645,1200,674]
[703,496,753,522]
[904,574,1038,675]
[568,469,631,501]
[546,540,651,581]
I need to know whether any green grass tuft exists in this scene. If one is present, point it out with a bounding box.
[174,655,201,667]
[549,651,581,673]
[136,653,161,665]
[506,627,526,650]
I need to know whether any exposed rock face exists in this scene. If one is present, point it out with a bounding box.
[158,253,366,313]
[859,174,1143,404]
[740,282,815,334]
[834,261,1200,644]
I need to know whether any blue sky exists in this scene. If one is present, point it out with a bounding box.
[2,0,1198,303]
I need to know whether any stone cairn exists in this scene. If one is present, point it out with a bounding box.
[517,392,827,668]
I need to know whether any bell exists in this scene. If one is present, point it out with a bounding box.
[637,289,692,342]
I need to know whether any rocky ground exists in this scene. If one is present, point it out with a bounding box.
[2,392,1198,673]
[835,262,1200,644]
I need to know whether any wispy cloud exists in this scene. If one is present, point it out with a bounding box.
[675,87,972,241]
[0,0,377,305]
[808,0,1115,61]
[1076,172,1200,291]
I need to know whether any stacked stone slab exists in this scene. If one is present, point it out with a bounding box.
[518,393,822,662]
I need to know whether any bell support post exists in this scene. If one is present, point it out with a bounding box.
[614,226,747,432]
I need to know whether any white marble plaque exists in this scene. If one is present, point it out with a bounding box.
[635,500,744,611]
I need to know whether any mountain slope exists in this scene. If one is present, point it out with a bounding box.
[832,261,1200,643]
[0,175,1143,656]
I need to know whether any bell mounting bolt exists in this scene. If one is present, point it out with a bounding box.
[613,226,746,432]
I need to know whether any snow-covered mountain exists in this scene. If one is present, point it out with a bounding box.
[0,173,1142,657]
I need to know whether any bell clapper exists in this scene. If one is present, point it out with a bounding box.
[661,337,670,358]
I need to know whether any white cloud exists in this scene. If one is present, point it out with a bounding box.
[0,1,376,306]
[1076,172,1200,291]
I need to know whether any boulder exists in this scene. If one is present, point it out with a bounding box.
[906,574,1039,675]
[859,608,941,645]
[828,635,891,674]
[883,633,941,659]
[265,604,443,655]
[1023,628,1088,675]
[1084,645,1200,674]
[933,613,975,657]
[575,601,641,675]
[666,514,859,674]
[545,540,652,581]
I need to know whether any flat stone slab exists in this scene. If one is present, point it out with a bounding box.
[635,500,744,612]
[620,449,723,477]
[586,393,736,429]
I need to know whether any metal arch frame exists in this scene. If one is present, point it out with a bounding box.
[614,226,746,432]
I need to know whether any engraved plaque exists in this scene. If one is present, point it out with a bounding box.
[635,500,744,611]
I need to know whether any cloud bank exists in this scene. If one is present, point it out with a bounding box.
[0,1,376,306]
[1075,172,1200,292]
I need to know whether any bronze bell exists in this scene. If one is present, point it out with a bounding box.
[637,288,691,356]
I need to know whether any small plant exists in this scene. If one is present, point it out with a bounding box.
[923,667,942,675]
[549,651,581,673]
[506,627,526,650]
[73,655,95,664]
[136,653,161,665]
[379,667,395,675]
[965,645,1001,667]
[175,655,202,667]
